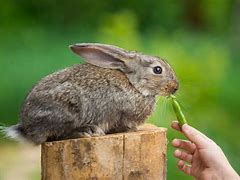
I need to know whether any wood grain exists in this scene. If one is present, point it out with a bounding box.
[41,124,167,180]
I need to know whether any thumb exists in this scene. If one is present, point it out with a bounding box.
[181,124,211,149]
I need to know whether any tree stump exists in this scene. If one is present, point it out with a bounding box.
[41,124,167,180]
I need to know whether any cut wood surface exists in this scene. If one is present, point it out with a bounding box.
[41,124,167,180]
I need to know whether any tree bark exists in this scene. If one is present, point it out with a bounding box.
[41,124,167,180]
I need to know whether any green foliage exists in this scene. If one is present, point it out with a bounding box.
[0,1,240,179]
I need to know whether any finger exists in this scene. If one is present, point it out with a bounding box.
[174,149,193,163]
[172,139,196,154]
[182,163,192,175]
[177,160,192,175]
[182,124,212,149]
[171,121,181,132]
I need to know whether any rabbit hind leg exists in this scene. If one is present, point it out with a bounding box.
[59,125,106,140]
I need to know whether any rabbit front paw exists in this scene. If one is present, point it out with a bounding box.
[76,125,105,138]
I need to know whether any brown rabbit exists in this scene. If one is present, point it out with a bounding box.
[4,43,178,144]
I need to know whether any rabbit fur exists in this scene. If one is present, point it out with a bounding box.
[4,43,178,144]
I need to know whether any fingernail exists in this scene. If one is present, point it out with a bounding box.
[174,149,181,157]
[172,139,179,146]
[182,124,189,132]
[173,138,179,143]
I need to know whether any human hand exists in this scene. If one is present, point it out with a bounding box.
[171,121,239,180]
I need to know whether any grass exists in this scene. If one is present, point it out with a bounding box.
[0,28,240,179]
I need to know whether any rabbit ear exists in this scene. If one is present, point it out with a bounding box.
[70,43,130,72]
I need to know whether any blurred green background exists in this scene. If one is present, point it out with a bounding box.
[0,0,240,179]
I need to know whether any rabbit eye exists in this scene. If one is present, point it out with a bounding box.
[153,66,162,74]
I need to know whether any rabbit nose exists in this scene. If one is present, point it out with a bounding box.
[172,87,178,94]
[169,81,179,94]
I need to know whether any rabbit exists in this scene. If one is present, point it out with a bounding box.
[3,43,178,145]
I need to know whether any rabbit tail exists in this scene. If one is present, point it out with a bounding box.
[0,123,29,143]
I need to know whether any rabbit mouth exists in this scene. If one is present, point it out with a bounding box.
[159,91,172,97]
[158,90,177,97]
[159,80,179,96]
